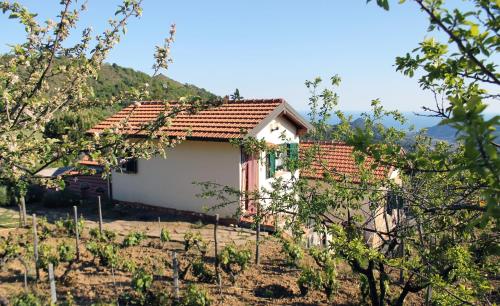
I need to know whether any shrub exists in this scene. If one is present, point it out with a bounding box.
[181,284,211,306]
[131,268,153,295]
[58,242,76,263]
[37,244,59,269]
[86,241,120,268]
[120,268,154,305]
[122,231,146,247]
[184,231,207,254]
[0,234,22,263]
[297,267,322,296]
[42,189,80,208]
[281,239,304,267]
[191,259,214,283]
[305,247,339,301]
[54,215,85,236]
[10,292,43,306]
[0,184,15,206]
[218,244,251,281]
[89,228,117,243]
[160,228,171,243]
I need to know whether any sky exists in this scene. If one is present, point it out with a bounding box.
[0,0,498,115]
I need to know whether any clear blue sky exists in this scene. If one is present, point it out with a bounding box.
[1,0,497,114]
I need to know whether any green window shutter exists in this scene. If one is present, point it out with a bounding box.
[287,143,299,171]
[269,151,276,177]
[288,143,299,162]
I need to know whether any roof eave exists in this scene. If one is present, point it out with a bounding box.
[246,101,313,138]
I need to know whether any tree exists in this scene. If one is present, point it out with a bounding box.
[0,1,219,205]
[199,1,499,304]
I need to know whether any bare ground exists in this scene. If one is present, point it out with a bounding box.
[0,203,423,305]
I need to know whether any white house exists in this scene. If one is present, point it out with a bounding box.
[89,99,313,219]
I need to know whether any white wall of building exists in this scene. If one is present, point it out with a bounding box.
[255,114,300,207]
[113,140,241,218]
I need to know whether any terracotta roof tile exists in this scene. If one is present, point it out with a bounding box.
[300,141,390,183]
[88,99,284,139]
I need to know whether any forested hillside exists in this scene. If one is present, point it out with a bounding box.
[43,62,216,140]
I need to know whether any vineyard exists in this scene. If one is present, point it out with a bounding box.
[0,203,394,306]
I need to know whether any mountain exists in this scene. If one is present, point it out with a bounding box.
[40,62,217,140]
[424,123,500,143]
[91,63,215,101]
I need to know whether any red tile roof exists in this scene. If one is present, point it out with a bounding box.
[89,99,285,139]
[300,141,390,182]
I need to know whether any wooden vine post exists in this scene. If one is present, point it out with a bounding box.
[255,203,261,265]
[48,263,57,304]
[20,197,27,227]
[32,214,39,280]
[214,214,221,293]
[172,251,180,302]
[73,206,80,261]
[98,196,103,235]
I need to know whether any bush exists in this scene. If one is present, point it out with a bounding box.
[281,239,304,267]
[191,259,214,283]
[54,215,85,236]
[58,242,76,263]
[89,228,117,243]
[0,184,15,206]
[122,231,146,247]
[10,292,43,306]
[42,189,80,208]
[297,267,322,296]
[37,244,59,269]
[184,231,207,254]
[218,244,251,281]
[86,241,120,268]
[160,228,171,243]
[182,284,211,306]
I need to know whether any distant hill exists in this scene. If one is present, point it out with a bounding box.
[91,63,215,101]
[424,123,500,143]
[33,60,217,140]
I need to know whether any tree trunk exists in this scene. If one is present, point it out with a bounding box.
[366,261,380,306]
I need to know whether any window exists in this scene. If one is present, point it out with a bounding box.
[266,143,299,178]
[121,158,138,174]
[386,191,403,215]
[265,152,275,179]
[287,143,299,171]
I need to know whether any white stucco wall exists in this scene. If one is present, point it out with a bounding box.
[254,114,300,207]
[113,140,241,218]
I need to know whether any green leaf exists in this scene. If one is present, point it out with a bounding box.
[470,24,479,37]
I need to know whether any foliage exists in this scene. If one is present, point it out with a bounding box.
[122,231,146,247]
[218,244,251,281]
[37,243,59,269]
[281,239,304,267]
[86,240,120,268]
[0,0,220,216]
[181,284,212,306]
[54,214,85,236]
[297,267,322,296]
[89,228,117,243]
[57,241,76,263]
[0,233,22,264]
[10,292,43,306]
[183,231,207,255]
[0,183,15,206]
[160,228,171,243]
[191,259,214,283]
